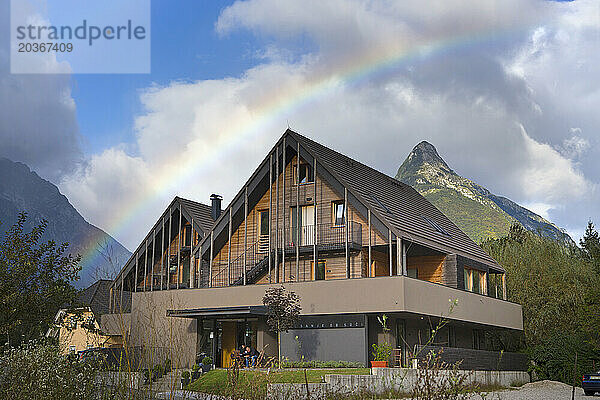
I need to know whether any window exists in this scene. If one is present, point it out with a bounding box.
[473,329,485,350]
[464,267,487,295]
[259,210,269,236]
[448,326,456,348]
[332,201,345,225]
[294,161,314,184]
[311,260,326,281]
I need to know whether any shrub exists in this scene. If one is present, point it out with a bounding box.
[202,356,213,365]
[192,363,200,372]
[181,370,190,380]
[371,342,393,362]
[0,341,102,400]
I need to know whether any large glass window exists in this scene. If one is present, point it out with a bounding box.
[464,267,487,295]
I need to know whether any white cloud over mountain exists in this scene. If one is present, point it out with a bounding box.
[21,0,600,248]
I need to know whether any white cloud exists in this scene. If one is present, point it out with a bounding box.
[60,0,600,247]
[0,0,81,181]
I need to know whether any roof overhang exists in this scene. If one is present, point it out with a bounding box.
[166,305,268,319]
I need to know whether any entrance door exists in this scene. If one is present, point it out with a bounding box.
[221,321,236,368]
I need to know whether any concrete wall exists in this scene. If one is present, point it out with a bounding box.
[268,369,530,399]
[129,291,198,368]
[141,275,522,329]
[281,326,367,364]
[120,274,522,367]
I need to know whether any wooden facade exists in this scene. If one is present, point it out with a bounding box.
[110,130,508,311]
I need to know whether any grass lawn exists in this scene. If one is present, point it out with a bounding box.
[187,368,370,397]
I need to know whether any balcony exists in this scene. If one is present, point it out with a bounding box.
[203,221,362,288]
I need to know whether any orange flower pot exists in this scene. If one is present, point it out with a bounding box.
[370,361,388,368]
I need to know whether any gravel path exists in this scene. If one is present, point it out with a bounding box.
[473,380,595,400]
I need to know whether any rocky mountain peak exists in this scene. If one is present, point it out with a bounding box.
[394,141,573,244]
[396,140,454,184]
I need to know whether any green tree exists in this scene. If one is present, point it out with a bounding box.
[482,224,600,382]
[262,285,301,368]
[580,220,600,274]
[0,213,81,346]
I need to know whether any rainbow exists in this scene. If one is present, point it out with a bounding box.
[76,26,530,282]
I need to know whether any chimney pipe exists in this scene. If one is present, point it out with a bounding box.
[210,194,222,220]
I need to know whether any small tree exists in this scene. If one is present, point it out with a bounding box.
[262,285,301,368]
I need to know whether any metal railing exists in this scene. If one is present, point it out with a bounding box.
[204,222,362,288]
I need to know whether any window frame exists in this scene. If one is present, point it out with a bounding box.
[464,267,487,295]
[331,201,345,226]
[311,259,326,281]
[293,160,314,185]
[259,210,269,237]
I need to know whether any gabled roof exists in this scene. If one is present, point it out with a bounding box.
[288,130,501,269]
[112,196,214,288]
[177,197,214,233]
[196,129,501,271]
[77,279,112,316]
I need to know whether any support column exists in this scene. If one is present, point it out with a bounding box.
[190,219,194,288]
[502,273,507,300]
[275,146,280,283]
[296,141,300,282]
[161,217,165,290]
[228,208,232,286]
[396,237,402,276]
[388,229,393,277]
[120,273,124,312]
[313,158,317,279]
[134,252,138,292]
[177,210,182,289]
[167,211,172,290]
[368,210,372,277]
[268,154,272,283]
[244,187,248,286]
[402,240,407,276]
[209,231,214,288]
[150,230,155,291]
[109,287,113,313]
[344,187,349,278]
[282,139,286,282]
[144,240,148,291]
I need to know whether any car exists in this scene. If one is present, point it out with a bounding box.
[78,347,127,370]
[583,371,600,396]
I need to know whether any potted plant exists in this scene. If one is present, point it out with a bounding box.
[191,363,201,381]
[370,314,393,368]
[371,342,393,368]
[181,370,190,388]
[201,356,213,373]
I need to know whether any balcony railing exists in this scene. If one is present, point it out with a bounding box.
[201,221,362,288]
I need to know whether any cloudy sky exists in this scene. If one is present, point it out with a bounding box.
[1,0,598,250]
